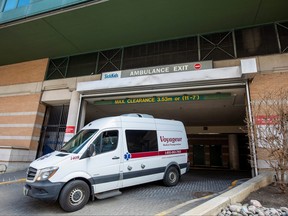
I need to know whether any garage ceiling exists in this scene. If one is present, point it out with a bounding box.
[84,87,247,127]
[0,0,288,66]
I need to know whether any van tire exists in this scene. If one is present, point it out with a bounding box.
[59,180,90,212]
[163,166,179,187]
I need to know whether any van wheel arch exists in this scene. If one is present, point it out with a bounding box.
[58,178,93,212]
[163,165,180,187]
[60,177,94,199]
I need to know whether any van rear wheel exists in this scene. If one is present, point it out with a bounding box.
[59,180,90,212]
[163,166,179,187]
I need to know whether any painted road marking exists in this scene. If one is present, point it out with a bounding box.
[0,178,26,185]
[155,194,215,216]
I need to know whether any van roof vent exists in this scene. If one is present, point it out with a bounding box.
[121,113,154,118]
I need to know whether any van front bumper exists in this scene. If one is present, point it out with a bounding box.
[24,181,64,202]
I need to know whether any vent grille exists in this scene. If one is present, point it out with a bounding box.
[27,167,37,181]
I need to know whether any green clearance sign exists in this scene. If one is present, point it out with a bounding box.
[94,93,231,105]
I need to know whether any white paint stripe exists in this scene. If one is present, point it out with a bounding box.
[0,136,40,141]
[0,112,45,117]
[0,124,42,128]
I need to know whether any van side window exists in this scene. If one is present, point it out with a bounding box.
[125,130,158,153]
[93,130,118,154]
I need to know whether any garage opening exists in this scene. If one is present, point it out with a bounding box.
[78,86,251,172]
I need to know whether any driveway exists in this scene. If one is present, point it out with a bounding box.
[0,170,250,215]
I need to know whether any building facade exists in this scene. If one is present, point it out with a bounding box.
[0,0,287,174]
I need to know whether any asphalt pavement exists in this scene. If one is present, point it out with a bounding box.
[0,169,251,215]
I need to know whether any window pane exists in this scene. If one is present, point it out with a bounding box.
[3,0,18,11]
[93,130,118,154]
[126,130,158,153]
[18,0,30,7]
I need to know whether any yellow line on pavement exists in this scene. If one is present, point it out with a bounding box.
[0,178,26,185]
[228,180,238,189]
[155,194,214,216]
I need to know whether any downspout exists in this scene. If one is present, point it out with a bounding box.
[245,80,258,176]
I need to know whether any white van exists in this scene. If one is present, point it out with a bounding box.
[24,114,189,212]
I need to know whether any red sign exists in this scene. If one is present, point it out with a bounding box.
[65,126,75,133]
[255,115,279,125]
[194,63,202,70]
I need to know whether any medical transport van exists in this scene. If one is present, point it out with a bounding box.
[24,114,189,212]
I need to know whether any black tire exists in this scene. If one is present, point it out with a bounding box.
[59,180,90,212]
[163,166,180,187]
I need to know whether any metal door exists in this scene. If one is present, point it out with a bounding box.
[193,144,205,166]
[37,105,69,157]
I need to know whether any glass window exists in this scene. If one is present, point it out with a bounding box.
[3,0,17,11]
[93,130,118,154]
[125,130,158,153]
[3,0,30,12]
[18,0,29,7]
[61,129,98,153]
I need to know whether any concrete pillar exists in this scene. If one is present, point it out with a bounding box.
[78,100,87,130]
[64,91,80,142]
[228,134,240,170]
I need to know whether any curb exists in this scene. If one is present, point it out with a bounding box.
[180,172,273,216]
[155,177,246,216]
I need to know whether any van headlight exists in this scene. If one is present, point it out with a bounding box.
[36,166,59,181]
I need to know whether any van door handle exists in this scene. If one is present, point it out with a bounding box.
[112,156,120,160]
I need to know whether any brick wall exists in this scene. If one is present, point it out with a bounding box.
[0,94,44,149]
[0,59,48,172]
[0,59,48,86]
[249,54,288,170]
[249,72,288,100]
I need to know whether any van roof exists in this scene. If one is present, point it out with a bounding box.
[121,113,154,118]
[82,114,183,130]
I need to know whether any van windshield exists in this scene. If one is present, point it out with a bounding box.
[61,129,98,153]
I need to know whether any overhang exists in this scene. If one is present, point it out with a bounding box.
[0,0,288,66]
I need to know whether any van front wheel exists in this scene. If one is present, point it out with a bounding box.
[59,180,90,212]
[163,166,179,187]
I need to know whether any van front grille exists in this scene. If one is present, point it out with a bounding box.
[27,167,37,181]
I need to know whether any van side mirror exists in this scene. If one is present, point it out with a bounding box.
[81,144,95,159]
[87,144,95,157]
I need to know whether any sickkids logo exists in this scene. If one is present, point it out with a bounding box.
[104,73,119,79]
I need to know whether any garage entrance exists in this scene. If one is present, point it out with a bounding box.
[78,86,250,171]
[74,60,258,172]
